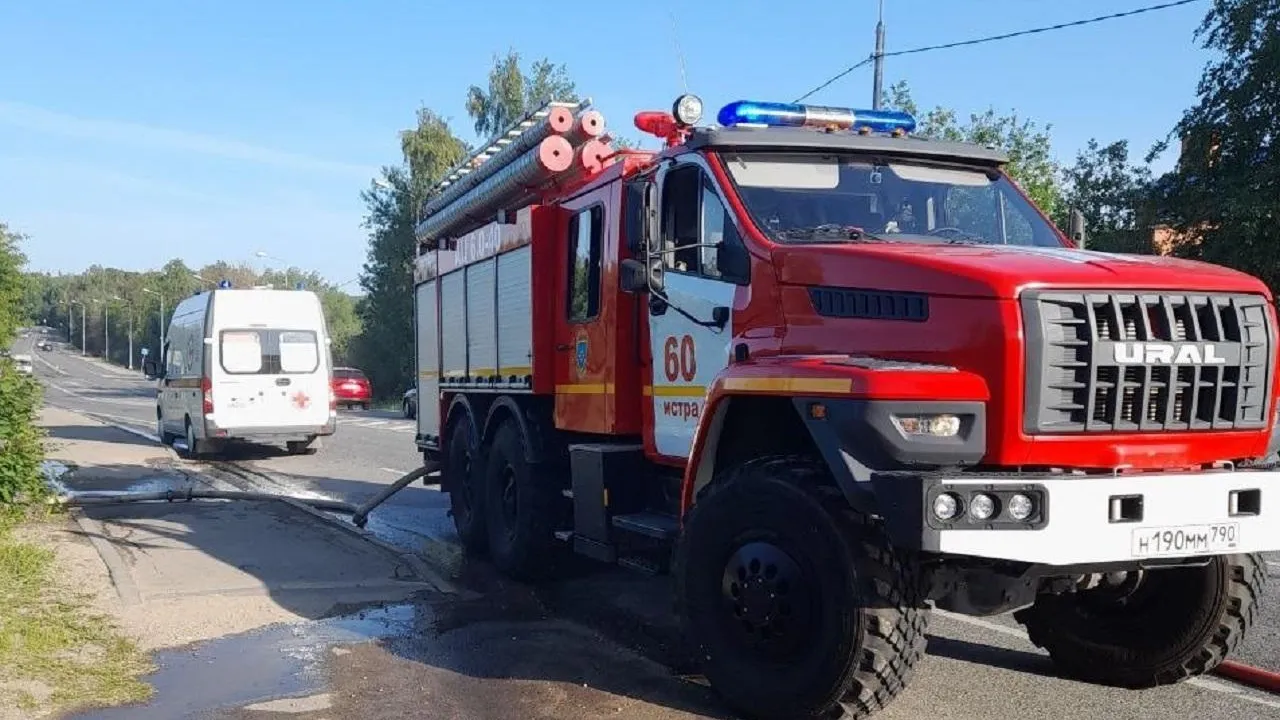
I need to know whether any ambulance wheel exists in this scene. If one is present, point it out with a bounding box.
[184,419,215,460]
[483,419,562,581]
[674,456,928,720]
[156,411,176,446]
[445,420,486,553]
[1015,553,1266,688]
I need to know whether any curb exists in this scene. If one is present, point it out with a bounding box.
[1215,660,1280,695]
[273,495,471,599]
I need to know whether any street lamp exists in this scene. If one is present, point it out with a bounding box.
[255,250,292,289]
[191,273,213,288]
[142,288,166,357]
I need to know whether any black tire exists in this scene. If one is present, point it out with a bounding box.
[445,419,487,553]
[184,419,214,460]
[482,420,564,581]
[157,411,176,446]
[403,400,413,419]
[1015,553,1267,688]
[674,456,928,720]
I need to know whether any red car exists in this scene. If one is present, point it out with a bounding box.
[331,367,371,410]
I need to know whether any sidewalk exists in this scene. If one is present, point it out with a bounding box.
[36,407,439,651]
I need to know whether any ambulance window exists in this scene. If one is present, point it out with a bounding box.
[567,205,604,322]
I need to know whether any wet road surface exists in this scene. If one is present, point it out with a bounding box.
[31,340,1280,720]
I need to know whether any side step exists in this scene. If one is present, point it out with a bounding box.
[612,512,678,541]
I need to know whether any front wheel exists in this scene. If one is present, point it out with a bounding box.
[674,456,928,720]
[1015,553,1267,688]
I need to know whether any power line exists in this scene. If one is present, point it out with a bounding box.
[794,0,1205,103]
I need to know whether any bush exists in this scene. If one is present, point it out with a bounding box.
[0,358,43,503]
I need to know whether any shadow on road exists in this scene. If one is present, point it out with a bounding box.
[45,423,159,448]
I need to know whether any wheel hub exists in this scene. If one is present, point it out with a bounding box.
[721,542,808,654]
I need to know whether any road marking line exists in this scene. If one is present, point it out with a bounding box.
[934,609,1280,708]
[380,467,408,476]
[1267,561,1280,570]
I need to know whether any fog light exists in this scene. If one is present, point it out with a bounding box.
[1008,493,1034,521]
[969,493,996,521]
[933,493,960,521]
[892,414,962,438]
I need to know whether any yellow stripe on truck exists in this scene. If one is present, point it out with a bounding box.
[722,377,853,394]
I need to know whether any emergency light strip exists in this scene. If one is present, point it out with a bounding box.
[717,100,917,134]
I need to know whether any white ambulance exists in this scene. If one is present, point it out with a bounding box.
[147,284,336,457]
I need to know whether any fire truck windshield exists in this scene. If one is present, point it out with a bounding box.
[721,152,1065,248]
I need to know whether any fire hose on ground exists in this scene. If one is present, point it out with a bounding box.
[44,469,1280,696]
[48,463,439,528]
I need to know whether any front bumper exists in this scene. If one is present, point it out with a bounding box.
[873,468,1280,566]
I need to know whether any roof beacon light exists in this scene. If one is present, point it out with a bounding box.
[717,101,916,134]
[217,280,232,289]
[672,94,703,126]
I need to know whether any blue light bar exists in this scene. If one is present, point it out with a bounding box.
[717,100,916,134]
[218,280,232,289]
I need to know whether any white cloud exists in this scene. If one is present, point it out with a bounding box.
[0,100,377,178]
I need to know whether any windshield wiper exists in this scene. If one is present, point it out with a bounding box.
[775,225,887,244]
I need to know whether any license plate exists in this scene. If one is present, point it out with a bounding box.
[1131,523,1240,558]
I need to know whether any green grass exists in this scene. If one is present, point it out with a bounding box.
[0,507,153,714]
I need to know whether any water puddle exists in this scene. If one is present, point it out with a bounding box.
[70,603,425,720]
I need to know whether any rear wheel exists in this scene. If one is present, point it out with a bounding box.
[482,420,563,581]
[183,419,216,460]
[403,400,414,419]
[445,420,486,553]
[674,456,928,720]
[1015,554,1267,687]
[156,411,176,446]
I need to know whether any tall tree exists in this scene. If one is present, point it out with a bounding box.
[465,50,579,139]
[882,81,1063,219]
[0,224,28,344]
[1060,139,1155,253]
[353,110,466,398]
[1157,0,1280,290]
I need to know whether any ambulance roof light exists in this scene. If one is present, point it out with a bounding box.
[217,280,232,289]
[717,100,916,135]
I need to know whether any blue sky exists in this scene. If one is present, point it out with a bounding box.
[0,0,1215,287]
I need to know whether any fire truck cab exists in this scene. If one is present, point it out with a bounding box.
[413,96,1279,719]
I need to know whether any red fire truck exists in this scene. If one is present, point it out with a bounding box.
[411,96,1278,719]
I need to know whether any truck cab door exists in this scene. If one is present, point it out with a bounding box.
[645,160,748,461]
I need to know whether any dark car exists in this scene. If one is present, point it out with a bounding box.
[36,341,52,351]
[331,367,372,410]
[402,387,417,419]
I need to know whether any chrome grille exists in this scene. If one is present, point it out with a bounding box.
[1022,291,1275,434]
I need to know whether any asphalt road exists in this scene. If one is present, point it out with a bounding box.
[24,333,1280,720]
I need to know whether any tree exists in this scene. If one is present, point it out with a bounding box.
[465,50,579,139]
[882,81,1063,219]
[1060,139,1155,253]
[353,109,467,398]
[0,224,28,344]
[1156,0,1280,290]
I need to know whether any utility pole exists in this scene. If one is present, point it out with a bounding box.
[872,0,885,110]
[126,309,134,371]
[80,304,86,355]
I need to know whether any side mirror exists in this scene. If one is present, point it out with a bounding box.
[648,256,665,293]
[717,240,750,283]
[1068,207,1088,249]
[620,258,648,293]
[142,360,158,378]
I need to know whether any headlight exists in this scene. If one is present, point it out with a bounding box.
[892,413,962,438]
[933,492,960,521]
[969,493,996,521]
[1007,493,1034,521]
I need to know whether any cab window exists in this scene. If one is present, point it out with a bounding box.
[566,205,604,322]
[660,164,746,282]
